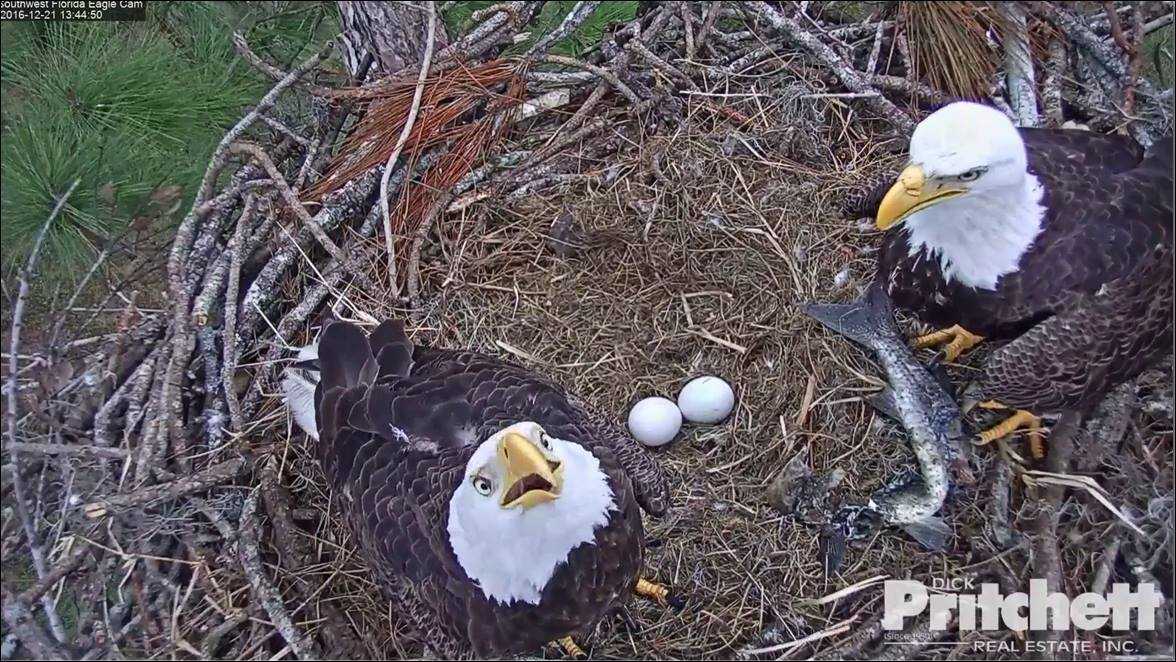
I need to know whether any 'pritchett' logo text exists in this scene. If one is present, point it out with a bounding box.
[884,578,1163,632]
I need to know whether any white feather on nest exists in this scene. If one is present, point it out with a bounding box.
[282,341,320,440]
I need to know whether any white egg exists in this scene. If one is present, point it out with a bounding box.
[677,376,735,424]
[627,397,683,447]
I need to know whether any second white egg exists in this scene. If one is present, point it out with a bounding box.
[627,397,682,447]
[677,376,735,423]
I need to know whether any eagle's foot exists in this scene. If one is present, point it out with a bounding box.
[973,401,1044,459]
[634,577,670,605]
[554,636,586,658]
[912,324,984,362]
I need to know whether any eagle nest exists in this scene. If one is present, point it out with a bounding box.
[4,2,1173,660]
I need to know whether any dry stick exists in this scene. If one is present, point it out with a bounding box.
[559,8,670,133]
[0,588,73,660]
[525,1,599,59]
[1042,38,1068,127]
[5,179,78,645]
[196,494,321,661]
[231,32,334,98]
[1026,410,1081,652]
[19,544,92,604]
[746,2,914,133]
[540,54,645,105]
[258,114,313,146]
[221,195,259,433]
[696,1,722,54]
[406,189,459,309]
[83,457,248,519]
[228,142,378,292]
[1141,11,1174,36]
[866,72,948,104]
[191,42,333,214]
[8,442,130,460]
[999,1,1040,127]
[681,1,696,61]
[152,43,333,493]
[200,610,249,659]
[626,38,701,90]
[866,19,885,75]
[1122,6,1146,116]
[1046,4,1162,143]
[381,0,437,299]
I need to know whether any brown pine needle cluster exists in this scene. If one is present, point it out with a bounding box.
[898,1,999,100]
[308,60,526,277]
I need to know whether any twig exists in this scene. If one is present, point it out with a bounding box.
[866,20,885,75]
[19,544,92,604]
[1025,410,1081,650]
[746,2,914,133]
[695,2,722,55]
[626,38,700,90]
[196,494,321,661]
[0,588,73,660]
[1042,38,1068,127]
[227,142,378,292]
[221,195,258,433]
[8,442,130,460]
[540,54,645,105]
[83,457,249,519]
[232,32,334,97]
[5,179,78,644]
[525,1,600,59]
[1101,1,1146,117]
[999,2,1040,127]
[381,0,436,298]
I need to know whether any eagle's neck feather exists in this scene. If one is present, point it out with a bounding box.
[903,173,1046,290]
[447,441,616,606]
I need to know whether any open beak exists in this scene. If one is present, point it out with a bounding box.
[875,165,966,230]
[498,432,563,509]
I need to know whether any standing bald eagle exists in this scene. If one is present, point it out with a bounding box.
[285,320,671,658]
[857,102,1173,449]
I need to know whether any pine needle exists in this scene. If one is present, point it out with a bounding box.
[898,1,999,100]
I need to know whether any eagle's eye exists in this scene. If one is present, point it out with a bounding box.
[538,432,552,451]
[472,475,493,496]
[957,167,985,182]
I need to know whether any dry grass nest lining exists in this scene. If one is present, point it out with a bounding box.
[211,91,1173,659]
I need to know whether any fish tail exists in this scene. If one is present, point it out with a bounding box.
[801,283,901,349]
[899,516,952,552]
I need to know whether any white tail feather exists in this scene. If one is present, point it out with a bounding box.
[282,342,319,440]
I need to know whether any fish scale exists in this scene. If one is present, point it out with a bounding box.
[803,284,966,566]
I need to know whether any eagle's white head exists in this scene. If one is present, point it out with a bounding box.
[446,421,616,605]
[876,101,1046,290]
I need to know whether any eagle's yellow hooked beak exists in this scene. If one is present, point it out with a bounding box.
[875,165,967,230]
[498,432,563,509]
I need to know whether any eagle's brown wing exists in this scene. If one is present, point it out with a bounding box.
[979,138,1174,411]
[980,242,1173,411]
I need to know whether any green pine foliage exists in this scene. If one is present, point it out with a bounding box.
[0,1,336,278]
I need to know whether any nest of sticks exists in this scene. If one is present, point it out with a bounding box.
[3,2,1173,660]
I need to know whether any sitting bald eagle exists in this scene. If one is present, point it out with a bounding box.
[284,320,671,658]
[855,102,1173,450]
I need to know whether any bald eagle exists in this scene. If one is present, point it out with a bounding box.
[284,320,671,658]
[858,102,1173,450]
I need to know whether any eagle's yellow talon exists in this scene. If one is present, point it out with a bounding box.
[912,324,984,362]
[974,408,1042,449]
[555,636,585,658]
[634,577,670,604]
